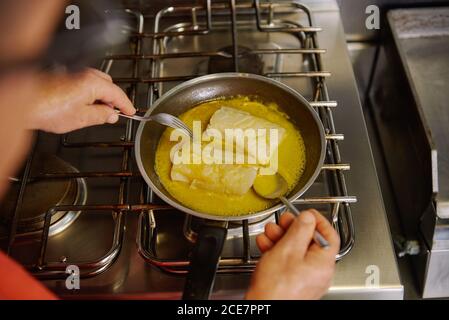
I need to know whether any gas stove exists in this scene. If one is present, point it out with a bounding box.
[0,0,402,299]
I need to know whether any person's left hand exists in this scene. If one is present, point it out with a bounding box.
[25,68,135,134]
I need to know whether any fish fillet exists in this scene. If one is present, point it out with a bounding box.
[170,106,286,195]
[204,106,286,165]
[171,163,257,195]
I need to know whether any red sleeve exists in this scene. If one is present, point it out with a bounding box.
[0,250,58,300]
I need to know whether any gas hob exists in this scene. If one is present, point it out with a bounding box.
[0,0,402,299]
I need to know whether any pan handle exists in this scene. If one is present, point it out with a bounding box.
[182,224,228,300]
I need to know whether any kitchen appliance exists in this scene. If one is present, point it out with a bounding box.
[369,7,449,298]
[0,0,402,299]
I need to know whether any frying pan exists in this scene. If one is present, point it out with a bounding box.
[135,73,326,299]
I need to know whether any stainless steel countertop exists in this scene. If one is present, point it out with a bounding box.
[308,0,402,299]
[39,0,402,299]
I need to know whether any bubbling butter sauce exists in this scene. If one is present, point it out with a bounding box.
[154,96,306,216]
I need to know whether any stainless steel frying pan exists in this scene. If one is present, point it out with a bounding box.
[135,73,326,299]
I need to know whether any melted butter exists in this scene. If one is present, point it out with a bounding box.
[253,174,282,198]
[154,96,306,216]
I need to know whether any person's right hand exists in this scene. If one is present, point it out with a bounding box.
[246,209,340,300]
[25,68,135,134]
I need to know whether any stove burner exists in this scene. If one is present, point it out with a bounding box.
[183,213,276,243]
[0,154,87,236]
[208,46,264,74]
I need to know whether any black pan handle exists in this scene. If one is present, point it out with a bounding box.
[182,224,228,300]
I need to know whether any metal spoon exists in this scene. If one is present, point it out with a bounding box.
[253,173,329,248]
[117,112,193,138]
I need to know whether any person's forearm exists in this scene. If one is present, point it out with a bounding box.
[0,251,57,300]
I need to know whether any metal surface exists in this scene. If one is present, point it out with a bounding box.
[0,0,402,299]
[135,73,326,222]
[389,8,449,220]
[0,154,87,236]
[368,7,449,299]
[135,0,355,276]
[335,0,449,42]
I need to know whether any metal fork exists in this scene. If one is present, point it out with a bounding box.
[118,112,193,138]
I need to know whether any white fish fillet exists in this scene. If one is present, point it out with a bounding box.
[204,107,285,165]
[170,106,286,195]
[171,163,257,195]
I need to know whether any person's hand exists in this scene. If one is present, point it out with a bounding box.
[25,68,135,134]
[246,209,340,300]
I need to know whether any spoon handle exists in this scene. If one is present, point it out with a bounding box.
[279,196,330,248]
